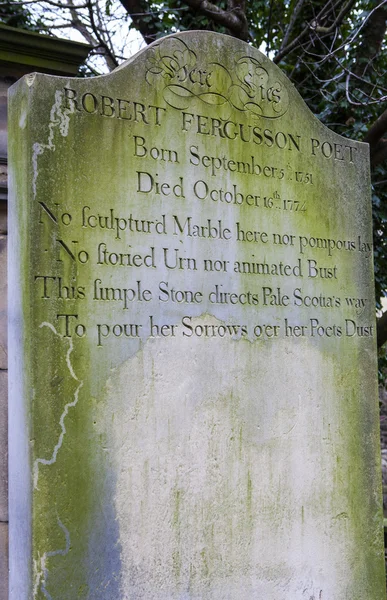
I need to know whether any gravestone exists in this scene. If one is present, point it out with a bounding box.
[8,31,385,599]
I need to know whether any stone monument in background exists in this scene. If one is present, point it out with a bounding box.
[8,31,386,599]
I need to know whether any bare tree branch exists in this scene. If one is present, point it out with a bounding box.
[353,0,387,78]
[66,0,98,46]
[227,0,248,39]
[65,0,118,70]
[4,0,92,8]
[370,139,387,166]
[92,0,118,68]
[313,0,356,34]
[364,108,387,150]
[183,0,249,40]
[118,0,160,44]
[274,0,356,64]
[267,0,274,52]
[341,1,387,115]
[279,0,305,52]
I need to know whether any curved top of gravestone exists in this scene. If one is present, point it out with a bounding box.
[12,29,368,157]
[105,30,365,151]
[116,31,292,120]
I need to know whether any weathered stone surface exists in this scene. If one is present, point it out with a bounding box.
[8,31,385,599]
[0,370,7,522]
[0,235,6,369]
[0,522,9,600]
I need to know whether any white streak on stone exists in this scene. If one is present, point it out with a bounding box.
[32,89,74,199]
[33,518,71,600]
[40,321,57,336]
[33,322,84,489]
[65,337,78,381]
[32,558,42,599]
[32,320,80,597]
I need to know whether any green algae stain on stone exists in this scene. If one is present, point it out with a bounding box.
[8,30,386,599]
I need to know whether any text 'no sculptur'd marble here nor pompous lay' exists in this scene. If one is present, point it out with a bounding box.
[8,31,386,599]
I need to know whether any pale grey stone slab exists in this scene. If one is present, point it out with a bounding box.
[0,235,6,369]
[7,30,385,600]
[0,370,7,522]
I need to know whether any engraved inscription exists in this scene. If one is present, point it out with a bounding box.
[34,46,372,354]
[145,37,289,119]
